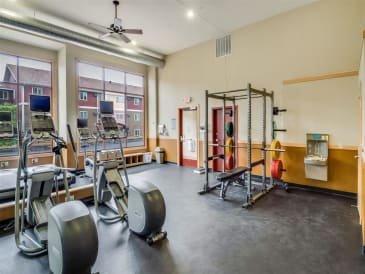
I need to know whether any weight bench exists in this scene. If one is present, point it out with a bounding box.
[216,167,249,200]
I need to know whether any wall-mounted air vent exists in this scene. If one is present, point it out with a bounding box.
[216,35,231,58]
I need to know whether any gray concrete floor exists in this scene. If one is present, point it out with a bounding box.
[0,163,364,274]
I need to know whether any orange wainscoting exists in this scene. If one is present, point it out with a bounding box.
[149,138,358,194]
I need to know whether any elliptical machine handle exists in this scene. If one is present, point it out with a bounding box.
[66,124,79,171]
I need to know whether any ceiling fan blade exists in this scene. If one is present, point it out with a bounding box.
[123,29,143,35]
[99,32,112,39]
[111,32,131,43]
[88,22,109,33]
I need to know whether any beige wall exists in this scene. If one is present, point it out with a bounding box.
[151,0,364,192]
[155,0,364,147]
[0,38,58,62]
[362,1,365,30]
[282,76,360,147]
[148,67,157,139]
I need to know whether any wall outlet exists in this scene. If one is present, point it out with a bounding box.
[0,161,9,168]
[31,158,39,164]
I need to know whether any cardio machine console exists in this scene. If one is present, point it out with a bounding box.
[99,101,121,137]
[77,118,94,140]
[31,114,55,136]
[29,95,55,137]
[101,116,119,133]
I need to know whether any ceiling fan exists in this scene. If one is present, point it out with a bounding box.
[88,0,143,44]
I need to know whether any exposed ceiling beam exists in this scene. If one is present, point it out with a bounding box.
[0,11,165,67]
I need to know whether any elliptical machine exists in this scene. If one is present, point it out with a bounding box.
[93,101,167,244]
[14,95,98,274]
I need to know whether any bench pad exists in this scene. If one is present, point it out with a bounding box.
[216,167,249,182]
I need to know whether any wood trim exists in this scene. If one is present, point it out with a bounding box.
[282,143,357,150]
[363,30,365,39]
[0,153,54,161]
[236,141,357,150]
[283,71,358,85]
[177,105,200,168]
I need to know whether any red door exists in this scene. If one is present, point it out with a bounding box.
[179,108,198,168]
[212,107,236,172]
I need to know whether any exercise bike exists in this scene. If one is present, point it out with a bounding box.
[14,95,98,274]
[93,101,167,245]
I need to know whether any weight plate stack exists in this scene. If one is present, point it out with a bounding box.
[225,137,234,156]
[271,159,283,180]
[270,140,281,160]
[225,122,234,138]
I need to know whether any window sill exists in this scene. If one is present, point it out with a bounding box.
[0,153,53,161]
[77,145,148,156]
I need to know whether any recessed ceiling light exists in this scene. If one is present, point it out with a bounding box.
[131,40,137,46]
[186,9,195,19]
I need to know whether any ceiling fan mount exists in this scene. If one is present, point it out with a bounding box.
[88,0,143,44]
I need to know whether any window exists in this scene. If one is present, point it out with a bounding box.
[77,61,145,149]
[32,87,43,95]
[116,96,123,103]
[126,73,144,95]
[79,91,88,101]
[0,89,10,100]
[80,110,88,119]
[134,129,141,137]
[0,53,52,157]
[116,113,124,122]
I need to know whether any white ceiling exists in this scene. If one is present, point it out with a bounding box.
[0,27,64,51]
[8,0,316,55]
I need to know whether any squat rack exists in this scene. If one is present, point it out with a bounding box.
[199,83,275,208]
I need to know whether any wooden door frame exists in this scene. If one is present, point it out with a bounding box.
[359,39,365,253]
[177,105,200,168]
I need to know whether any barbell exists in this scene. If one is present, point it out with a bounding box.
[209,140,285,154]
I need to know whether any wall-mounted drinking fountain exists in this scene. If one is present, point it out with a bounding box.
[304,133,329,181]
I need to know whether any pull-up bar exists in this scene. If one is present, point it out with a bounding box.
[207,86,273,98]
